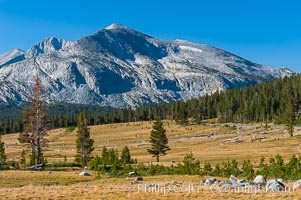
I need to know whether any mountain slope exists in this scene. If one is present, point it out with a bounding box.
[0,24,293,107]
[0,49,25,66]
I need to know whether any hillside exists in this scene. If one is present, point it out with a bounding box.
[1,74,300,135]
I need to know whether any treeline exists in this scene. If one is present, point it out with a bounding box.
[0,103,122,134]
[128,74,301,124]
[0,74,301,134]
[155,73,301,124]
[0,104,24,134]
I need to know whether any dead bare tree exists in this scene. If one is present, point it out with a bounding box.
[19,76,49,165]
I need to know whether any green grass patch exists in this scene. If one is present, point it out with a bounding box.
[0,171,95,187]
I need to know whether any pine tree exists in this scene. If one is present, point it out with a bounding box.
[182,152,200,175]
[75,111,94,167]
[20,149,26,169]
[20,76,48,165]
[147,118,170,162]
[285,78,301,137]
[202,161,213,175]
[242,160,254,180]
[286,96,295,137]
[0,137,6,170]
[120,146,131,164]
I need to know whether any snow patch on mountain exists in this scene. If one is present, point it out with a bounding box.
[179,45,203,53]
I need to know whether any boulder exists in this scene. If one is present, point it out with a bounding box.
[277,178,285,183]
[220,183,232,189]
[266,179,285,192]
[204,178,218,186]
[128,171,138,177]
[135,176,143,181]
[130,180,138,185]
[229,175,250,187]
[79,171,91,176]
[147,183,158,188]
[238,179,249,186]
[253,175,266,185]
[172,180,185,186]
[293,179,301,190]
[229,175,238,183]
[245,184,261,189]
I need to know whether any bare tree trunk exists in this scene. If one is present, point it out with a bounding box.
[22,76,48,165]
[37,137,42,164]
[30,140,36,165]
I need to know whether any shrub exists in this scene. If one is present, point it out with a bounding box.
[221,160,240,177]
[202,161,213,176]
[180,152,200,175]
[241,160,254,180]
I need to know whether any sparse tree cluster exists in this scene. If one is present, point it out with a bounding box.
[90,146,134,175]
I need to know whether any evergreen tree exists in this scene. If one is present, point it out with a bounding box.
[241,160,255,180]
[75,111,94,167]
[120,146,131,164]
[213,163,221,176]
[20,149,26,169]
[285,96,295,137]
[181,152,200,175]
[284,79,301,136]
[0,137,6,170]
[20,76,48,165]
[202,161,213,175]
[147,118,170,162]
[101,146,108,163]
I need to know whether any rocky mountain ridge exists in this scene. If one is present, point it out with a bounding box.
[0,24,292,108]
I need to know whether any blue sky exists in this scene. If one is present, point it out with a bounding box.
[0,0,300,72]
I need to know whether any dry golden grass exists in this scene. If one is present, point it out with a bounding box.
[1,121,301,199]
[2,121,301,165]
[0,172,300,200]
[0,170,95,187]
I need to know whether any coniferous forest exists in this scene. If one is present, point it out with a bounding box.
[0,74,300,134]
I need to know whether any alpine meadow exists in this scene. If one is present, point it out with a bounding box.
[0,2,301,199]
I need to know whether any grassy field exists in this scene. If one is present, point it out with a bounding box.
[0,172,300,199]
[2,121,301,165]
[1,121,301,199]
